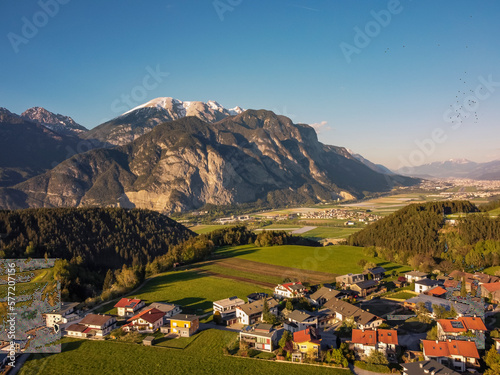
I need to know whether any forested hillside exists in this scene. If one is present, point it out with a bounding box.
[348,201,500,272]
[0,208,195,300]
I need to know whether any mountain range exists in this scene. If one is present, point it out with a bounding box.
[395,159,500,180]
[0,99,418,212]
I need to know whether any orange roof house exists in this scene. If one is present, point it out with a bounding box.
[425,286,447,297]
[114,298,145,317]
[122,308,165,333]
[351,329,398,357]
[422,340,480,372]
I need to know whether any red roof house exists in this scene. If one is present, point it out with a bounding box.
[114,298,145,317]
[122,308,165,333]
[422,340,479,372]
[351,329,398,357]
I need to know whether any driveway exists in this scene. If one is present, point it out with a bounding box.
[349,363,392,375]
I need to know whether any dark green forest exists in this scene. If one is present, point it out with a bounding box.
[0,208,319,301]
[349,201,500,272]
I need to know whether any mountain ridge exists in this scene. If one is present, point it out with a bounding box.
[0,109,418,212]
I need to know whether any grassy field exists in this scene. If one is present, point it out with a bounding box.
[387,291,416,300]
[217,244,411,277]
[98,269,271,317]
[301,226,362,239]
[196,263,282,285]
[20,330,348,375]
[489,207,500,217]
[483,265,500,276]
[190,225,232,234]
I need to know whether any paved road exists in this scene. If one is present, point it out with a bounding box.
[8,353,30,375]
[291,226,317,234]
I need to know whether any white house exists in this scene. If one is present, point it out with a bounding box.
[274,282,306,299]
[114,298,145,317]
[66,314,116,338]
[235,297,279,325]
[415,278,439,294]
[122,308,165,333]
[213,296,245,325]
[405,271,428,283]
[351,328,398,358]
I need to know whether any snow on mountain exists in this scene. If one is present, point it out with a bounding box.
[21,107,87,135]
[123,97,244,119]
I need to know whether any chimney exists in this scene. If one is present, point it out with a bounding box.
[419,363,424,368]
[448,339,451,342]
[436,340,438,344]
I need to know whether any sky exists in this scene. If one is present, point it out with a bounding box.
[1,0,500,170]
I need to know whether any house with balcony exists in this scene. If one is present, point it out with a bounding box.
[239,323,279,352]
[336,273,365,288]
[351,328,398,360]
[405,271,428,283]
[144,302,181,323]
[213,296,245,326]
[235,297,279,325]
[122,308,165,333]
[436,316,486,349]
[283,310,317,333]
[422,339,480,373]
[274,282,306,299]
[292,327,321,362]
[168,314,200,337]
[114,298,145,317]
[66,314,116,338]
[415,279,439,294]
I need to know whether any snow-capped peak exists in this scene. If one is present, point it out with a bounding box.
[121,97,245,121]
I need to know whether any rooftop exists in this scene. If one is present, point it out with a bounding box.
[422,340,479,359]
[114,298,143,309]
[402,360,460,375]
[128,308,165,324]
[213,296,245,308]
[351,328,398,346]
[171,313,199,322]
[80,314,115,327]
[415,278,439,286]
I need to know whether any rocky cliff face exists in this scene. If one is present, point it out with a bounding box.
[0,108,83,187]
[0,110,418,212]
[21,107,88,135]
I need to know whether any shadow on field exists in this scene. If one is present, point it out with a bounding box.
[213,246,259,259]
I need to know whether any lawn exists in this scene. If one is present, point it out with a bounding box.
[489,207,500,217]
[197,263,282,285]
[483,265,500,276]
[387,291,416,300]
[301,226,362,239]
[20,330,349,375]
[217,244,411,277]
[99,269,271,316]
[190,225,232,234]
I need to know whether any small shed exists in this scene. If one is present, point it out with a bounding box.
[143,336,155,346]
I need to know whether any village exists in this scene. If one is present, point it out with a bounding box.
[29,267,500,375]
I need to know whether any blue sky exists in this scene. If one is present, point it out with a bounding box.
[1,0,500,169]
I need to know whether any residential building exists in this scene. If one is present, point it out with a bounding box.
[415,279,439,294]
[66,314,116,338]
[425,286,447,298]
[44,302,80,328]
[364,267,386,281]
[351,280,379,297]
[169,314,199,337]
[122,308,165,333]
[351,328,398,358]
[336,273,365,287]
[235,297,279,325]
[274,282,306,299]
[404,295,473,317]
[247,293,269,303]
[114,298,145,317]
[402,360,461,375]
[145,302,181,323]
[422,339,480,372]
[323,298,384,329]
[405,271,428,283]
[292,327,321,362]
[436,316,486,349]
[309,286,340,306]
[213,296,245,326]
[284,310,317,333]
[480,282,500,303]
[239,323,279,352]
